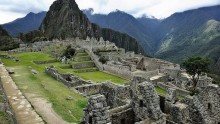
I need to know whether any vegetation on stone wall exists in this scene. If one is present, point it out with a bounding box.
[62,45,76,59]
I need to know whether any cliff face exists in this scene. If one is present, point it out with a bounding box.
[101,28,144,53]
[40,0,144,54]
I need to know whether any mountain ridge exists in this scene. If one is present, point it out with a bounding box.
[2,11,47,37]
[40,0,144,54]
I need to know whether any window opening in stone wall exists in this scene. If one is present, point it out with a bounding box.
[66,76,72,81]
[121,118,125,124]
[140,100,144,107]
[160,96,165,113]
[89,116,92,124]
[208,103,212,110]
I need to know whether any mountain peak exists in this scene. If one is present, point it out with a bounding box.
[40,0,144,54]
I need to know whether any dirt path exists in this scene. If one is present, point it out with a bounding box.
[0,64,44,124]
[25,94,69,124]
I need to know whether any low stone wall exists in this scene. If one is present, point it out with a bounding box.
[0,55,19,62]
[73,56,91,62]
[73,68,99,73]
[72,62,95,69]
[110,104,135,124]
[33,59,57,64]
[0,81,17,124]
[159,69,181,78]
[85,49,103,71]
[156,82,190,97]
[59,65,72,69]
[103,65,134,80]
[134,70,159,78]
[45,67,91,87]
[74,84,102,96]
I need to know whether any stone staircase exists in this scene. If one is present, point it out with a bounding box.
[71,52,98,73]
[193,96,212,124]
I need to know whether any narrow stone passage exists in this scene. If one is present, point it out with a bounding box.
[0,64,44,124]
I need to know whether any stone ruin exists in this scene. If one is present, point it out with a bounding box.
[7,37,220,124]
[81,95,111,124]
[78,75,220,124]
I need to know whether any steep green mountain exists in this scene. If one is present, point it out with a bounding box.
[154,6,220,74]
[2,12,46,37]
[40,0,144,54]
[0,26,19,50]
[83,9,158,54]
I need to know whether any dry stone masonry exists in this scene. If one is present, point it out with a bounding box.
[3,36,220,124]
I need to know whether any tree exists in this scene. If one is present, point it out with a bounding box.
[99,56,108,64]
[63,45,75,59]
[182,56,210,89]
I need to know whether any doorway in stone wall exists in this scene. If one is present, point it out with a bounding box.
[121,118,125,124]
[159,96,165,113]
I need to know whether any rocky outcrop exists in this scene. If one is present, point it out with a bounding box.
[40,0,144,54]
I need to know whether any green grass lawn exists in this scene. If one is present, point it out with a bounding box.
[1,52,128,123]
[74,71,127,84]
[155,86,168,96]
[75,52,88,57]
[1,52,87,123]
[0,112,13,124]
[155,86,186,99]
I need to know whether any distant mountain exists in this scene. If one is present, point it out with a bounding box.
[2,3,220,74]
[83,9,159,54]
[0,26,19,50]
[154,6,220,72]
[40,0,144,54]
[2,11,46,37]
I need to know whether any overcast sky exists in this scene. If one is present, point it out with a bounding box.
[0,0,220,24]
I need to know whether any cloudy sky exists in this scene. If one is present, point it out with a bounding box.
[0,0,220,24]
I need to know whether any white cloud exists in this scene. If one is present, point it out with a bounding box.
[0,0,220,24]
[0,11,25,24]
[0,0,55,24]
[75,0,220,18]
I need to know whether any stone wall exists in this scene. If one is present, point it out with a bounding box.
[45,66,91,87]
[72,62,95,69]
[137,57,180,74]
[85,49,103,71]
[33,59,57,64]
[166,102,190,124]
[73,68,99,73]
[73,56,91,62]
[156,82,190,97]
[133,70,159,78]
[74,84,102,96]
[103,65,134,80]
[159,69,181,78]
[181,96,210,124]
[196,75,213,88]
[0,78,17,124]
[59,65,72,69]
[132,81,165,122]
[197,84,220,123]
[81,95,111,124]
[100,83,130,108]
[110,104,135,124]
